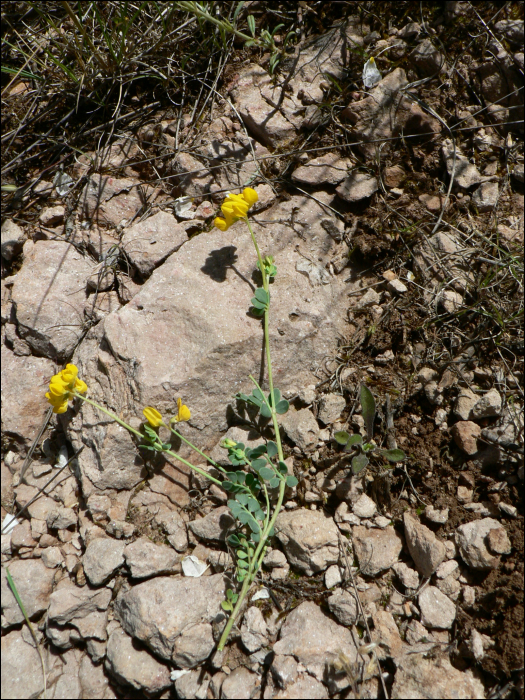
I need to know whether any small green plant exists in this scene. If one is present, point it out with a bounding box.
[44,187,298,651]
[334,385,406,474]
[177,1,296,73]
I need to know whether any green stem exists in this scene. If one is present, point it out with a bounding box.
[176,1,256,44]
[218,478,286,651]
[74,393,222,486]
[169,426,228,475]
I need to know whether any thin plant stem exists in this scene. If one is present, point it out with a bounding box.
[169,425,228,474]
[74,394,222,486]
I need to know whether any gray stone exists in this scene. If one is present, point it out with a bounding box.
[317,393,346,425]
[327,589,358,626]
[172,622,215,668]
[473,181,499,211]
[124,537,180,579]
[352,525,403,576]
[1,220,25,260]
[404,512,446,578]
[221,666,260,699]
[393,562,419,589]
[371,610,403,659]
[105,627,171,693]
[471,389,502,419]
[46,506,78,530]
[121,211,187,277]
[419,586,456,629]
[454,388,479,421]
[352,494,377,518]
[442,139,483,188]
[187,506,235,542]
[291,153,351,186]
[11,240,94,359]
[279,408,320,451]
[425,505,449,524]
[410,38,445,75]
[271,654,298,689]
[324,565,343,589]
[83,537,126,585]
[275,509,339,576]
[456,518,506,570]
[273,601,357,682]
[336,172,378,202]
[1,559,55,628]
[241,607,269,653]
[391,653,485,699]
[115,574,225,661]
[494,19,524,48]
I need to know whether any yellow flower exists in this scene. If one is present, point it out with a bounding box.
[214,188,258,231]
[45,363,87,414]
[171,398,191,423]
[143,406,164,428]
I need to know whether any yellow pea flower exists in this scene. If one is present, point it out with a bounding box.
[214,188,258,231]
[171,397,191,423]
[143,406,165,428]
[45,363,87,414]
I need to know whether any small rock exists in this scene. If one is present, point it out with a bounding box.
[105,627,172,694]
[417,367,438,385]
[456,518,506,570]
[327,589,358,626]
[280,408,320,451]
[437,289,463,313]
[392,652,485,699]
[418,586,456,629]
[187,506,235,542]
[275,509,339,576]
[424,381,443,406]
[393,562,419,589]
[83,538,125,585]
[240,607,269,653]
[404,512,446,578]
[485,526,511,555]
[1,220,25,261]
[355,288,380,309]
[383,165,406,188]
[471,388,502,419]
[317,394,346,425]
[172,622,215,668]
[291,153,351,186]
[39,205,65,227]
[220,666,259,700]
[435,560,459,579]
[410,38,445,75]
[352,494,377,518]
[472,181,499,212]
[442,139,482,188]
[425,505,449,524]
[419,194,447,213]
[124,537,180,579]
[451,421,481,455]
[353,526,403,576]
[324,565,343,589]
[388,278,408,294]
[457,486,473,504]
[398,22,421,40]
[336,172,378,202]
[454,388,478,421]
[372,610,403,659]
[271,655,298,689]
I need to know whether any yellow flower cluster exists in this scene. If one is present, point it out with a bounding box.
[46,364,87,414]
[214,187,258,231]
[143,398,191,428]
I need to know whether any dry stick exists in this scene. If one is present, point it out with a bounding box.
[16,406,54,485]
[338,533,389,700]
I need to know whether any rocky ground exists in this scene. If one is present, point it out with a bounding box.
[1,2,523,699]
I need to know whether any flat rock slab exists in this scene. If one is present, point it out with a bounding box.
[69,196,350,499]
[11,240,94,359]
